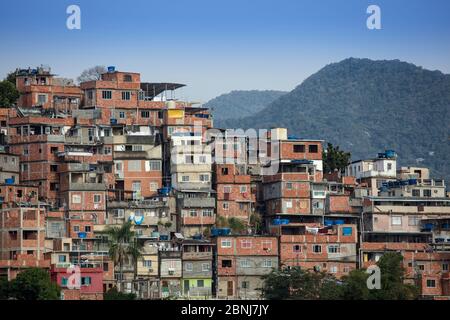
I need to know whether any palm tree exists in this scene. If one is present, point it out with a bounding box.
[105,221,142,292]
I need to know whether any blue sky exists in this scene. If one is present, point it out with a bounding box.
[1,0,449,101]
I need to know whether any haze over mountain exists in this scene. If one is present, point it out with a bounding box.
[212,58,450,182]
[205,90,286,124]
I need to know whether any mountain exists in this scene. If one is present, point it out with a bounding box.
[220,58,450,182]
[205,90,286,124]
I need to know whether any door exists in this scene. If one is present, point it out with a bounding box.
[227,281,234,296]
[184,280,189,295]
[132,181,141,200]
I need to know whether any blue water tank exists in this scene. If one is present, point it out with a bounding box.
[159,235,169,241]
[158,187,171,196]
[408,179,417,185]
[385,150,396,158]
[324,220,333,226]
[108,66,116,73]
[110,118,117,125]
[5,178,14,185]
[335,220,345,225]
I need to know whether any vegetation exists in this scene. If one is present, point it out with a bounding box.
[0,268,60,300]
[262,252,419,300]
[104,287,136,300]
[0,80,19,107]
[77,65,107,83]
[105,221,143,292]
[216,216,247,234]
[323,142,351,173]
[219,58,450,183]
[205,90,286,123]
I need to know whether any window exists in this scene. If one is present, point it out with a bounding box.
[241,239,252,248]
[132,145,143,151]
[293,144,305,153]
[72,194,81,204]
[37,94,47,104]
[328,245,340,253]
[93,194,101,203]
[61,278,68,286]
[423,189,432,197]
[123,74,132,82]
[391,216,402,226]
[241,281,249,289]
[330,265,338,273]
[262,259,272,268]
[240,185,247,193]
[128,160,141,171]
[342,227,353,236]
[198,155,207,164]
[189,209,197,217]
[148,160,161,171]
[23,147,29,155]
[121,91,131,100]
[73,225,80,232]
[221,239,231,248]
[308,144,318,153]
[50,164,58,172]
[85,226,91,232]
[285,201,293,209]
[199,174,209,182]
[221,167,229,175]
[286,182,293,190]
[87,90,94,100]
[202,209,213,217]
[201,263,210,271]
[181,175,190,182]
[412,189,420,197]
[58,255,66,263]
[119,111,125,118]
[426,279,436,288]
[240,259,251,268]
[142,260,152,268]
[293,245,301,253]
[102,90,112,99]
[103,263,109,271]
[312,245,322,253]
[185,263,193,271]
[408,216,419,226]
[418,264,425,271]
[223,186,231,193]
[442,263,449,271]
[387,163,392,170]
[197,279,204,287]
[149,182,158,192]
[104,146,112,155]
[222,259,232,268]
[262,240,272,250]
[223,202,229,210]
[141,111,150,118]
[81,277,91,286]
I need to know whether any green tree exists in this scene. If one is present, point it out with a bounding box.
[372,252,419,300]
[0,277,10,300]
[340,269,371,300]
[323,142,351,173]
[5,71,17,86]
[0,80,19,107]
[9,268,60,300]
[261,267,342,300]
[104,287,136,300]
[105,221,142,292]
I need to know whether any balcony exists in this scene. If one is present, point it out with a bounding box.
[180,197,215,208]
[69,182,106,191]
[182,251,213,260]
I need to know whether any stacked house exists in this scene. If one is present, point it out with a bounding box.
[0,65,448,299]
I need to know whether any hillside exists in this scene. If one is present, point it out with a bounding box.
[205,90,286,124]
[220,58,450,182]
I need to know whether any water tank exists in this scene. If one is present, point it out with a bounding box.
[166,100,176,109]
[385,150,396,158]
[107,66,116,73]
